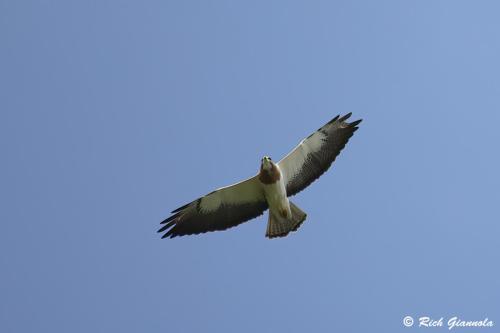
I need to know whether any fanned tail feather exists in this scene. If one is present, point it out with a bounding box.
[266,201,307,238]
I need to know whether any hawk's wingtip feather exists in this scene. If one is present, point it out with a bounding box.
[349,119,362,127]
[339,112,352,122]
[171,202,191,214]
[328,115,340,124]
[160,214,178,224]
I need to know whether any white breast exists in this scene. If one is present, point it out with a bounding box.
[261,165,291,218]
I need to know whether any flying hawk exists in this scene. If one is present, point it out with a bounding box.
[159,113,362,239]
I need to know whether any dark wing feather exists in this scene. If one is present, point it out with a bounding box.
[158,176,268,238]
[278,113,362,197]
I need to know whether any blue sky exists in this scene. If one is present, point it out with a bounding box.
[1,1,499,332]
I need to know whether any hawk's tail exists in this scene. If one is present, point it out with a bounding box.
[266,201,307,238]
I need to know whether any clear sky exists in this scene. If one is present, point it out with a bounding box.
[1,1,499,332]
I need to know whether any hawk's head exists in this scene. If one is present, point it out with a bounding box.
[261,156,273,171]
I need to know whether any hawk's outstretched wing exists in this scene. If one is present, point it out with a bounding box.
[158,176,267,238]
[278,113,362,197]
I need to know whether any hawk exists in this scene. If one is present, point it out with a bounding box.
[158,113,362,239]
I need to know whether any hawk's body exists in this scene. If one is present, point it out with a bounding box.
[158,113,362,239]
[259,158,290,219]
